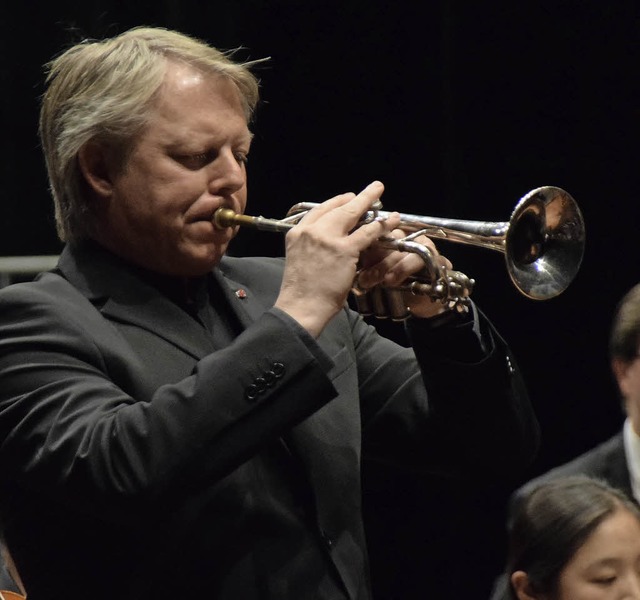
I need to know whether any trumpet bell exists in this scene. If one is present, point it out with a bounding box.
[506,186,585,300]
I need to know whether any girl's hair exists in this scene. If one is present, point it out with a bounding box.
[505,476,640,598]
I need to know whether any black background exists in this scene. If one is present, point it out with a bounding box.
[1,2,638,598]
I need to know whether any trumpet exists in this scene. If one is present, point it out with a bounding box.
[214,186,585,320]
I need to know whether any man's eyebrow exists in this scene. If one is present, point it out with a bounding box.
[164,130,254,151]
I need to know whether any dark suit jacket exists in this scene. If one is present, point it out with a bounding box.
[0,242,538,600]
[513,432,633,505]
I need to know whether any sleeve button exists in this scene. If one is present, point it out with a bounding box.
[246,384,259,400]
[255,376,267,392]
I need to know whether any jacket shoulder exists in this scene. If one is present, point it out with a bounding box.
[538,433,624,479]
[514,432,626,503]
[0,271,114,347]
[0,271,89,311]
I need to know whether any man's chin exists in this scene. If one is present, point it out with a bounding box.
[181,246,226,276]
[139,248,217,278]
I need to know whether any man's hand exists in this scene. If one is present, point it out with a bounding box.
[356,228,455,319]
[274,181,401,337]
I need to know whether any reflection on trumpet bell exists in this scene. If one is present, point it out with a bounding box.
[213,185,585,318]
[506,186,585,301]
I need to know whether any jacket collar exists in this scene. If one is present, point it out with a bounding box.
[56,242,268,359]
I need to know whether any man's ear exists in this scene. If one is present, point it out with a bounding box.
[612,357,631,397]
[77,141,115,199]
[511,571,542,600]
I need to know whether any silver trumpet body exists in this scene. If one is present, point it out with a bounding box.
[214,186,585,320]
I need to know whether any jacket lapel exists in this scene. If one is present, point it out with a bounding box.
[211,267,269,330]
[603,433,636,501]
[57,244,217,359]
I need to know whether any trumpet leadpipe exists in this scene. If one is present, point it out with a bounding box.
[214,208,294,234]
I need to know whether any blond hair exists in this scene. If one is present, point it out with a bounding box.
[39,26,263,242]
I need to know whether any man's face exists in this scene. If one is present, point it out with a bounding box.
[613,353,640,434]
[94,61,252,276]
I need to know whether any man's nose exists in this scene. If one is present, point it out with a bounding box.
[207,149,245,194]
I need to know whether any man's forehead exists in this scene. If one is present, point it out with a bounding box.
[160,60,228,94]
[151,64,247,123]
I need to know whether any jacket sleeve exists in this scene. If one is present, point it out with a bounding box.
[355,302,539,478]
[0,278,340,519]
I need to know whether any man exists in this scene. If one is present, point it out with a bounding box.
[0,27,538,600]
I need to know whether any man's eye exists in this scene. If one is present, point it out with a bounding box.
[235,152,249,165]
[190,152,213,164]
[174,149,248,170]
[175,152,212,169]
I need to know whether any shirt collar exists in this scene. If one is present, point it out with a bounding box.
[623,417,640,504]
